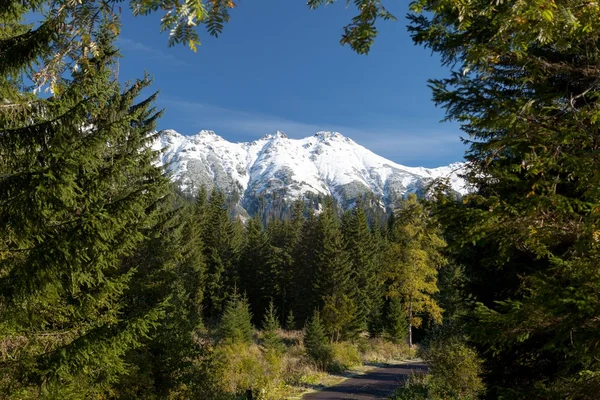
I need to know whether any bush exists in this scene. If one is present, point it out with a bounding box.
[358,337,415,364]
[329,342,362,373]
[392,337,484,400]
[424,337,485,399]
[209,342,285,400]
[389,373,430,400]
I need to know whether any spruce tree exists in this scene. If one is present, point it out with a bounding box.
[202,189,231,319]
[238,215,269,321]
[292,210,319,325]
[409,1,600,397]
[261,300,284,353]
[342,202,382,335]
[0,17,171,396]
[304,310,332,370]
[285,310,296,331]
[219,290,254,345]
[313,197,356,340]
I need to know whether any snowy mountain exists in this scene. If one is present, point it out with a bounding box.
[152,129,467,215]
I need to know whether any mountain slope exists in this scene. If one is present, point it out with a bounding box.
[152,129,466,214]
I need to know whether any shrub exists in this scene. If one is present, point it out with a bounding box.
[329,342,361,373]
[210,342,285,400]
[424,337,485,399]
[359,337,415,364]
[389,373,430,400]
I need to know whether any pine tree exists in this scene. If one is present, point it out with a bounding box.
[264,201,304,323]
[285,310,296,331]
[386,194,445,348]
[238,215,269,321]
[409,1,600,396]
[202,189,232,319]
[0,17,171,396]
[219,290,254,345]
[292,210,319,325]
[386,297,406,345]
[342,202,382,335]
[304,310,332,370]
[261,300,284,353]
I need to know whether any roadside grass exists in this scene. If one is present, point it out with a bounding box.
[196,329,417,399]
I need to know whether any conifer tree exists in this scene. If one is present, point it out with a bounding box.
[313,197,356,340]
[386,297,406,345]
[410,1,600,396]
[304,310,332,370]
[386,194,445,348]
[292,210,319,325]
[202,189,231,319]
[342,202,382,335]
[238,215,269,320]
[0,15,171,396]
[219,290,254,345]
[285,310,296,331]
[264,201,304,322]
[261,300,284,353]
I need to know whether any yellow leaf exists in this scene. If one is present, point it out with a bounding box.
[541,9,554,22]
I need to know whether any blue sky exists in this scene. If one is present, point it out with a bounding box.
[114,1,465,167]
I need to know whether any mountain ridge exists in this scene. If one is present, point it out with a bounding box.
[152,129,467,216]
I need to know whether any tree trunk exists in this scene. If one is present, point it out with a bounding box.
[408,299,413,348]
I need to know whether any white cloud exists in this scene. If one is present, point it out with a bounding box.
[117,38,191,67]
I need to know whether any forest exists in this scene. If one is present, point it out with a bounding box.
[2,0,600,399]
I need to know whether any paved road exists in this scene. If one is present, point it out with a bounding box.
[302,362,427,400]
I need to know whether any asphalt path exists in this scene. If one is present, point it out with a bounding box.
[302,362,427,400]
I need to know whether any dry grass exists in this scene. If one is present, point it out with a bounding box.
[208,330,418,399]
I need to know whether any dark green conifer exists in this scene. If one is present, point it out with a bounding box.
[285,310,296,331]
[304,310,332,370]
[238,215,269,320]
[313,197,356,340]
[261,300,284,353]
[202,189,231,319]
[343,202,382,336]
[219,290,254,345]
[0,17,171,396]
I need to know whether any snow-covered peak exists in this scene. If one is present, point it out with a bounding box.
[314,131,344,140]
[152,129,467,215]
[262,131,288,140]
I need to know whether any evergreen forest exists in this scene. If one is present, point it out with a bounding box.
[2,0,600,399]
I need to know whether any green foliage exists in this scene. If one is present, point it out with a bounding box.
[219,291,254,345]
[342,203,383,336]
[389,373,430,400]
[329,342,361,373]
[410,0,600,397]
[386,194,445,347]
[0,16,171,396]
[285,310,296,331]
[307,0,397,54]
[208,342,283,400]
[391,338,484,400]
[304,310,332,369]
[322,293,357,342]
[386,297,406,345]
[424,338,485,399]
[262,300,284,354]
[202,188,240,319]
